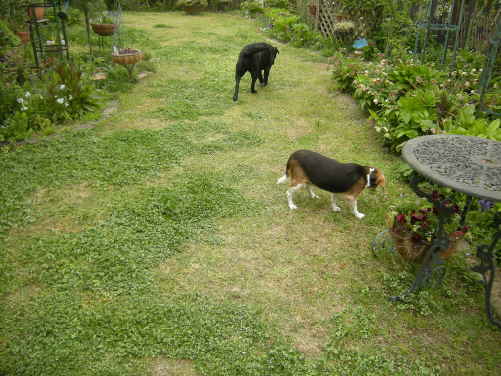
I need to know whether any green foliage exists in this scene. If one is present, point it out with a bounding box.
[444,105,501,141]
[263,8,299,42]
[331,55,365,94]
[265,0,289,8]
[240,0,265,17]
[261,8,324,48]
[0,81,23,124]
[0,62,98,143]
[0,20,20,54]
[332,53,500,151]
[176,0,209,11]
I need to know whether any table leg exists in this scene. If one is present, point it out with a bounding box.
[391,174,469,301]
[472,213,501,329]
[391,212,449,301]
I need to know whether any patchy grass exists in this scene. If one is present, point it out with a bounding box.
[1,11,500,376]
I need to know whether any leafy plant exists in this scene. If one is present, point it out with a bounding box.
[0,20,20,55]
[443,105,501,141]
[263,8,300,42]
[240,0,264,17]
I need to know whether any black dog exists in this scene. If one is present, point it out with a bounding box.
[233,42,279,102]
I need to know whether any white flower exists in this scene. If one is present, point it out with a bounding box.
[56,97,65,104]
[68,95,73,100]
[25,92,31,98]
[17,98,24,104]
[59,84,66,90]
[373,98,378,104]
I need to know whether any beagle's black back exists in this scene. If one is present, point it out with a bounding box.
[287,149,366,193]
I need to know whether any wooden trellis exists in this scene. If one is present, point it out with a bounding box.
[307,0,346,39]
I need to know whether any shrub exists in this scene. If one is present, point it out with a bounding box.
[332,51,500,152]
[0,62,98,143]
[176,0,208,12]
[240,1,264,17]
[0,20,20,56]
[263,8,299,42]
[443,105,501,141]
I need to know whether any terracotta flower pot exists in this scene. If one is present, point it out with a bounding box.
[16,31,30,44]
[27,6,45,20]
[91,23,117,36]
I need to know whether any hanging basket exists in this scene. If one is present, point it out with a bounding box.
[91,23,117,36]
[112,49,143,65]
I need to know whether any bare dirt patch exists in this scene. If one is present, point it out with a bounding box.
[151,358,199,376]
[156,215,351,355]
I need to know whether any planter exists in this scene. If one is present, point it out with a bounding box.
[112,48,143,78]
[16,31,30,44]
[91,23,117,36]
[112,48,143,65]
[335,13,349,22]
[390,228,463,262]
[27,6,45,20]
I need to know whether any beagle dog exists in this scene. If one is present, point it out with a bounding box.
[276,149,385,219]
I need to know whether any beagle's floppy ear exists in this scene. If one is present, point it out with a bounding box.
[375,168,386,188]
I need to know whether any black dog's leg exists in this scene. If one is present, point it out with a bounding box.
[258,70,264,86]
[250,70,258,93]
[233,72,242,102]
[263,67,271,86]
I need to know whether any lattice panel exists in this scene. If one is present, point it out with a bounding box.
[316,0,342,39]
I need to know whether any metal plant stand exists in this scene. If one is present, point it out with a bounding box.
[398,135,501,329]
[414,0,466,67]
[478,17,501,118]
[27,1,70,73]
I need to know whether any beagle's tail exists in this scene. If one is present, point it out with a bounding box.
[276,174,288,185]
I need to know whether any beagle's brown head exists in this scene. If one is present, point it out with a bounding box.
[367,167,386,189]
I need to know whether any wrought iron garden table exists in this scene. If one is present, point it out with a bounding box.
[400,134,501,329]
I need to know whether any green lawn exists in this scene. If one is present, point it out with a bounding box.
[1,11,500,376]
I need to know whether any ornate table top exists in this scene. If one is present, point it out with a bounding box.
[402,135,501,201]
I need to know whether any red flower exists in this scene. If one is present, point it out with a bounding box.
[395,213,407,224]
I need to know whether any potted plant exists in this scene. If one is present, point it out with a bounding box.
[176,0,208,15]
[112,47,143,78]
[333,20,355,43]
[388,197,469,262]
[5,1,30,44]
